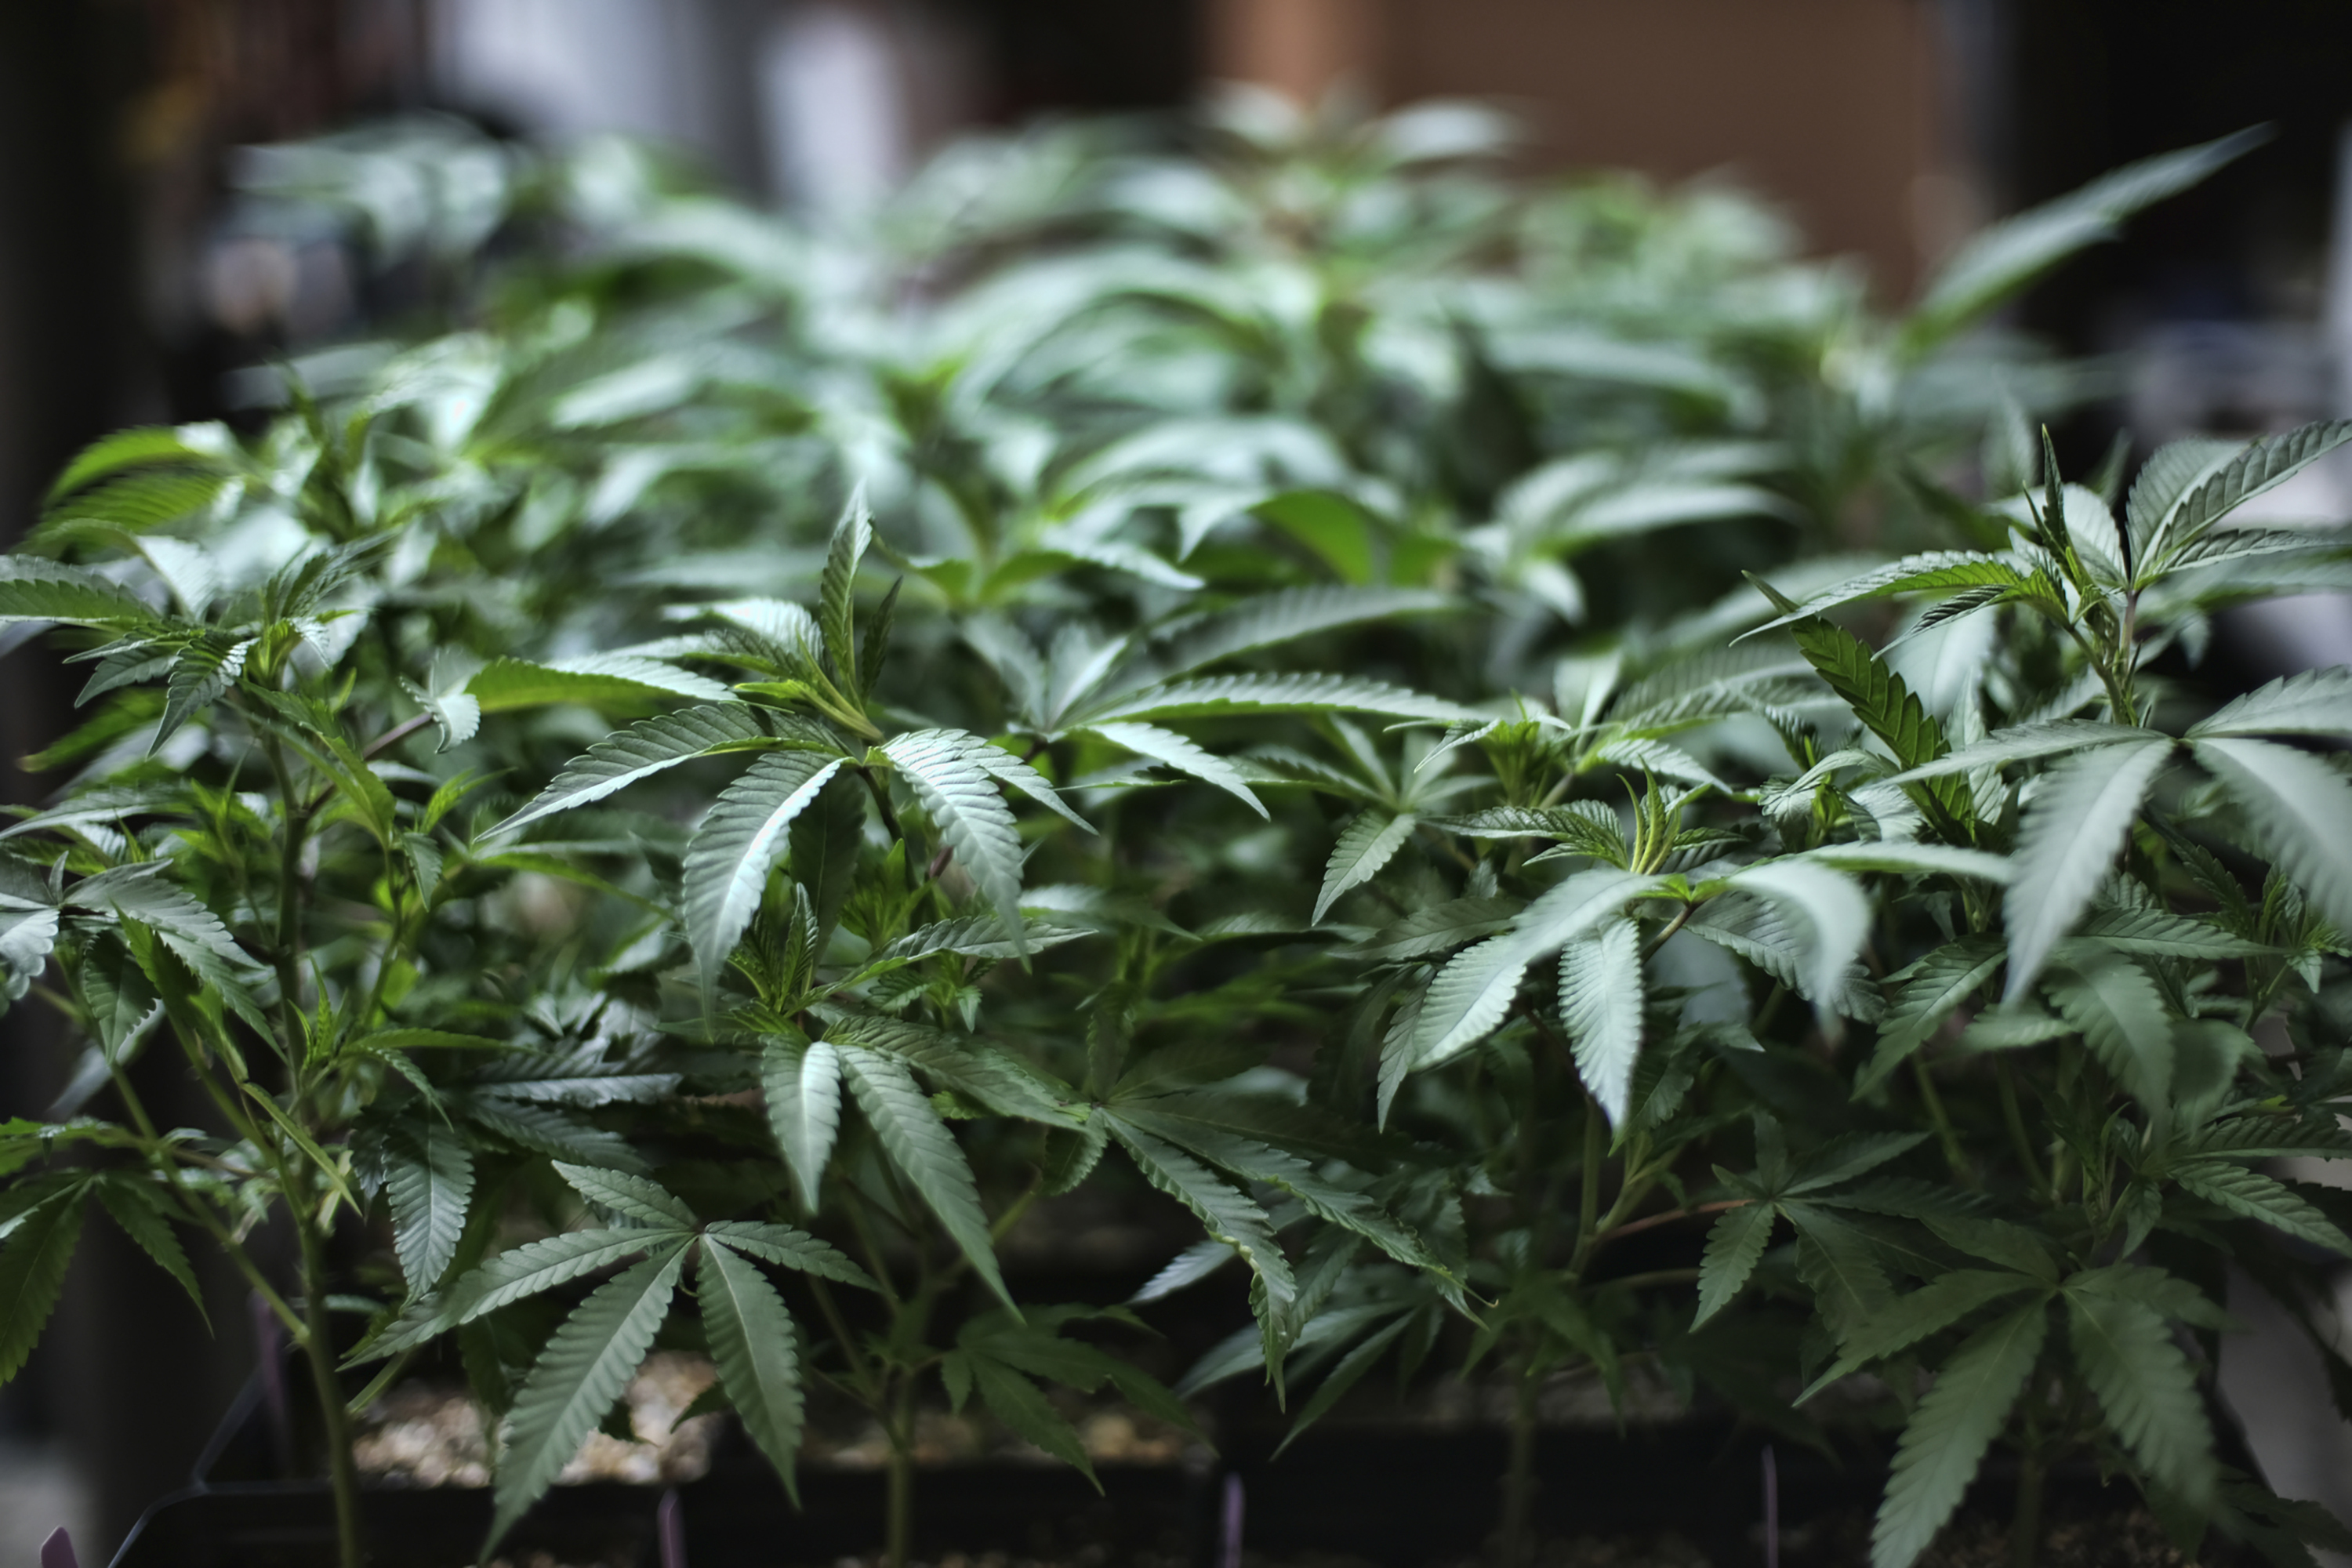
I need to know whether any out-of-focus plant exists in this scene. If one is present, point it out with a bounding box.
[1689,421,2352,1568]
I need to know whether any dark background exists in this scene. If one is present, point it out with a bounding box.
[7,0,2352,1558]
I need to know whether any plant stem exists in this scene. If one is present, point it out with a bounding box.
[296,1200,364,1568]
[2009,1447,2045,1568]
[1500,1363,1540,1568]
[1910,1056,1969,1182]
[1589,1199,1745,1250]
[884,1369,916,1568]
[1639,902,1695,961]
[1575,1095,1604,1259]
[1994,1058,2050,1203]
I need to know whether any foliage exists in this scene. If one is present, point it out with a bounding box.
[2,87,2338,1568]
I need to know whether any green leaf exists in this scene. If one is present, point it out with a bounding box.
[1249,492,1377,582]
[1925,1216,2060,1282]
[401,677,481,753]
[1559,916,1643,1125]
[1693,1201,1773,1326]
[1149,586,1450,677]
[1871,1302,2050,1568]
[554,1162,696,1229]
[820,493,873,690]
[92,1178,205,1321]
[2066,1289,2215,1512]
[1726,860,1871,1024]
[0,557,160,626]
[1412,868,1657,1071]
[861,913,1091,965]
[1085,721,1267,818]
[1787,1202,1896,1342]
[1797,843,2013,883]
[45,424,228,504]
[2171,1163,2352,1256]
[1430,803,1624,862]
[698,1221,874,1288]
[354,1229,676,1362]
[154,635,251,753]
[0,909,59,1007]
[787,771,866,942]
[1861,935,2004,1092]
[2075,907,2272,959]
[1882,720,2150,785]
[1902,127,2264,354]
[1744,553,2027,637]
[1080,673,1474,726]
[67,865,256,967]
[467,655,725,714]
[2152,418,2352,564]
[967,740,1094,834]
[1347,896,1519,961]
[970,1355,1095,1484]
[760,1036,840,1213]
[1105,1116,1299,1369]
[0,1195,84,1385]
[1798,1269,2045,1403]
[838,1044,1011,1309]
[683,753,846,993]
[495,705,787,836]
[346,1027,506,1053]
[2125,437,2244,557]
[387,1120,475,1294]
[1314,811,1416,923]
[1272,1312,1415,1456]
[824,1016,1082,1127]
[488,1245,686,1552]
[1115,1108,1448,1283]
[698,1241,806,1501]
[2194,736,2352,935]
[1409,931,1540,1073]
[2188,666,2352,741]
[1778,611,1971,826]
[882,729,1029,948]
[2045,947,2173,1111]
[2003,738,2172,1000]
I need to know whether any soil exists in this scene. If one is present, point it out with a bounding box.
[357,1352,722,1488]
[353,1352,1202,1490]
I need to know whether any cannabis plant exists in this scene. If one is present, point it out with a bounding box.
[0,389,754,1568]
[357,499,1475,1563]
[1685,421,2352,1567]
[1134,127,2285,1566]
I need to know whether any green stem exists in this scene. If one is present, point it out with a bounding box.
[263,736,308,1022]
[1500,1364,1540,1566]
[1994,1058,2049,1203]
[1911,1056,1969,1182]
[111,1066,305,1335]
[1639,902,1695,962]
[296,1202,364,1568]
[884,1369,916,1568]
[1575,1095,1603,1260]
[2010,1445,2045,1568]
[807,1275,882,1403]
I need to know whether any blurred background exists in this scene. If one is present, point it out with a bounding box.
[7,2,2352,1562]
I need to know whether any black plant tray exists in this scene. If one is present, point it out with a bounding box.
[109,1479,661,1568]
[1221,1418,2261,1567]
[110,1462,1210,1568]
[109,1367,1214,1568]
